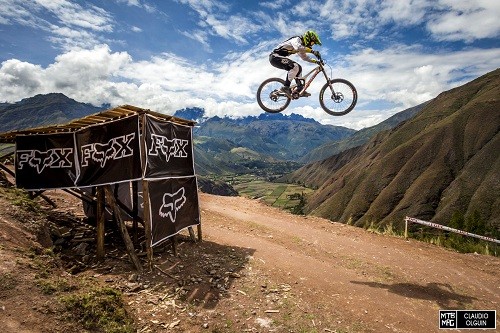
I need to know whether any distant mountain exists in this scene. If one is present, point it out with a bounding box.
[282,68,500,229]
[300,102,428,163]
[0,93,105,132]
[174,107,207,124]
[172,109,358,175]
[1,93,424,183]
[180,111,356,162]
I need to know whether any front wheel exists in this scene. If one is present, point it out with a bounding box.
[319,79,357,116]
[256,78,291,113]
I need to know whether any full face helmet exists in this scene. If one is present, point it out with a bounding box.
[303,30,322,47]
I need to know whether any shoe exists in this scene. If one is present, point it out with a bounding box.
[280,86,292,98]
[295,85,310,97]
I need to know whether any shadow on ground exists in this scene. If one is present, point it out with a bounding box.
[47,209,256,310]
[351,280,477,309]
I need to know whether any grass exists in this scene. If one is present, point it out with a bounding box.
[0,272,18,291]
[232,178,313,214]
[60,286,135,333]
[0,187,42,213]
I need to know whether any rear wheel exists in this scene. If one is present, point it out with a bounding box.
[256,78,291,113]
[319,79,357,116]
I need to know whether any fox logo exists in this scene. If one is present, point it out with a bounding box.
[159,187,186,223]
[81,133,135,168]
[148,134,188,162]
[17,148,73,174]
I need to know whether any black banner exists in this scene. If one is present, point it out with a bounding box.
[76,115,141,187]
[15,133,77,190]
[144,115,194,178]
[147,176,200,246]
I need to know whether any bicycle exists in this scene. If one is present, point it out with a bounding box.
[256,53,357,116]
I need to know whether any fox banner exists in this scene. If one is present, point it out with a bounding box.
[15,133,77,190]
[147,176,200,246]
[144,114,194,178]
[76,115,142,187]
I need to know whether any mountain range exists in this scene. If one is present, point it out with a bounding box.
[0,93,105,133]
[282,68,500,230]
[1,93,416,176]
[1,68,497,231]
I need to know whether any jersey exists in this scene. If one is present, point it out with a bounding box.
[272,36,315,63]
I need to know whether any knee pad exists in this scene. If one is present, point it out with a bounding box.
[287,63,300,81]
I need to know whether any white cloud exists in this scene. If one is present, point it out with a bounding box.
[0,0,115,51]
[176,0,264,44]
[427,0,500,42]
[1,41,498,129]
[34,0,114,32]
[0,0,499,131]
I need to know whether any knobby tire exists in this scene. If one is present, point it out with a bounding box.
[256,77,291,113]
[319,79,357,116]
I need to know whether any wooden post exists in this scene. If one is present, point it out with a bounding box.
[132,181,138,245]
[139,114,153,270]
[141,180,154,270]
[104,185,142,272]
[404,217,408,240]
[197,224,203,242]
[171,235,178,256]
[188,226,196,242]
[96,187,105,261]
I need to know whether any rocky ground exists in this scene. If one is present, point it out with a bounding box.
[0,185,499,333]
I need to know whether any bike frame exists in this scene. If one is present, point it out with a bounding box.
[293,63,333,96]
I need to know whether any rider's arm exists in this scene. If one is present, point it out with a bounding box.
[291,37,318,64]
[298,49,318,64]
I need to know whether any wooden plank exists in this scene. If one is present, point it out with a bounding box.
[188,227,196,242]
[141,180,153,270]
[197,224,203,242]
[172,235,178,256]
[132,181,139,246]
[104,185,142,272]
[140,114,153,270]
[96,187,105,261]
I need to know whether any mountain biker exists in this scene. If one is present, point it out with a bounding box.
[269,30,322,98]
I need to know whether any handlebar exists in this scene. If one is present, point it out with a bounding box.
[314,52,325,66]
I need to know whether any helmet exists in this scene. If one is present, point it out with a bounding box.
[303,30,322,46]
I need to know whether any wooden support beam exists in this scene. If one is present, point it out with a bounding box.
[188,226,196,242]
[197,224,203,242]
[171,235,178,256]
[0,162,15,177]
[132,181,139,246]
[29,190,57,208]
[96,187,105,261]
[141,180,154,270]
[104,185,142,272]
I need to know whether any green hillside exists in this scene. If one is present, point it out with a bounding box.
[283,68,500,232]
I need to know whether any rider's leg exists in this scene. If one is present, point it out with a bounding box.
[287,63,301,87]
[270,54,296,97]
[270,54,295,87]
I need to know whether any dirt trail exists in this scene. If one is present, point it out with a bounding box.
[0,189,498,333]
[199,193,499,332]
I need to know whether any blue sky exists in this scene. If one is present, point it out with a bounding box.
[0,0,499,129]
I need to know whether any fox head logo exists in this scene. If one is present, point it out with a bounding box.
[92,142,116,168]
[159,187,186,223]
[30,150,54,174]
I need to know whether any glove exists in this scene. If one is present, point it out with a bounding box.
[312,50,320,58]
